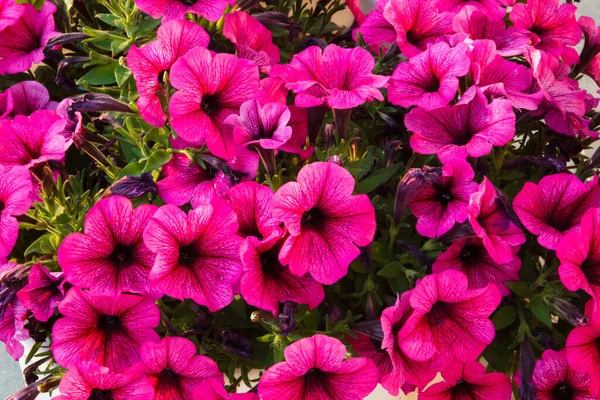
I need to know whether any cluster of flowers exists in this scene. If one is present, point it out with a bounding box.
[1,0,600,398]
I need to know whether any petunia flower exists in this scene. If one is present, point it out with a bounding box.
[143,197,243,311]
[224,181,281,239]
[169,47,260,159]
[240,231,324,316]
[452,9,533,57]
[0,2,58,75]
[355,0,396,53]
[566,300,600,397]
[0,110,68,168]
[141,336,222,400]
[513,173,600,251]
[6,81,58,117]
[52,288,160,372]
[258,334,378,400]
[437,0,507,21]
[0,165,33,258]
[398,270,501,364]
[272,162,376,285]
[558,208,600,302]
[581,17,600,87]
[0,0,24,32]
[0,90,12,120]
[0,262,29,360]
[127,20,210,127]
[420,360,512,400]
[433,237,521,296]
[467,177,526,264]
[382,0,455,58]
[388,41,470,110]
[223,11,280,73]
[16,264,64,322]
[193,378,259,400]
[56,361,155,400]
[510,0,581,58]
[269,44,388,109]
[410,159,479,239]
[58,195,158,296]
[134,0,234,22]
[405,89,516,164]
[532,349,595,400]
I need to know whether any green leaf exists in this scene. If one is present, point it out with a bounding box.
[114,64,131,87]
[76,63,118,86]
[377,261,403,278]
[493,305,518,330]
[142,149,172,173]
[116,161,146,180]
[96,14,121,27]
[529,297,553,328]
[505,281,529,297]
[355,164,401,194]
[25,234,55,256]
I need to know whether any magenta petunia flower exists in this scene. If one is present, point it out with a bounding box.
[135,0,234,22]
[258,334,378,400]
[0,90,12,120]
[0,110,68,168]
[510,0,581,57]
[398,269,501,364]
[7,80,58,117]
[347,333,400,395]
[194,378,259,400]
[56,361,155,400]
[405,89,516,164]
[240,232,324,316]
[513,173,600,251]
[581,17,600,87]
[223,11,280,73]
[143,198,243,311]
[169,47,260,159]
[52,288,160,372]
[272,162,376,285]
[437,0,507,21]
[0,2,57,75]
[355,0,396,53]
[0,0,24,32]
[566,300,600,397]
[421,360,512,400]
[58,195,158,296]
[433,237,521,296]
[467,177,525,264]
[452,9,533,57]
[16,264,64,322]
[0,165,33,258]
[224,181,281,239]
[0,262,29,360]
[141,336,222,400]
[127,20,210,127]
[410,159,479,239]
[388,41,470,110]
[269,45,388,109]
[532,349,595,400]
[382,0,455,58]
[558,208,600,301]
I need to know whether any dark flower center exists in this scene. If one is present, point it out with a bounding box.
[156,367,181,393]
[303,368,330,395]
[178,244,198,267]
[178,0,198,5]
[459,244,485,267]
[260,248,283,278]
[97,315,122,335]
[302,207,326,230]
[110,244,135,268]
[200,94,220,116]
[435,186,453,206]
[595,337,600,352]
[427,301,451,327]
[0,200,4,214]
[581,258,600,285]
[454,129,474,146]
[451,380,474,397]
[423,77,441,93]
[88,389,113,400]
[551,382,573,400]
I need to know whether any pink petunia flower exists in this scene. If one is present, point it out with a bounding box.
[382,0,455,58]
[581,17,600,87]
[0,2,58,75]
[433,237,521,296]
[437,0,507,21]
[467,177,526,264]
[532,349,595,400]
[355,0,396,53]
[420,360,512,400]
[135,0,234,22]
[141,336,222,400]
[405,89,515,164]
[410,159,479,239]
[240,231,324,316]
[566,300,600,397]
[16,264,65,322]
[58,195,158,296]
[0,0,24,32]
[193,378,259,400]
[7,80,58,117]
[169,47,260,159]
[269,45,388,109]
[224,181,281,239]
[513,173,600,251]
[56,361,155,400]
[0,165,33,258]
[0,262,29,360]
[510,0,581,58]
[223,11,280,73]
[0,90,12,120]
[272,162,376,285]
[0,110,68,168]
[398,270,501,364]
[143,198,243,311]
[388,41,470,110]
[452,9,533,57]
[558,208,600,302]
[127,20,210,127]
[52,288,160,372]
[258,334,378,400]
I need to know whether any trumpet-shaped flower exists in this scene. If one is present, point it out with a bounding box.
[0,165,32,258]
[16,264,64,322]
[224,181,281,239]
[566,300,600,397]
[135,0,234,22]
[532,349,595,400]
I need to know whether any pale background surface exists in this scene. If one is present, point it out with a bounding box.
[1,0,599,398]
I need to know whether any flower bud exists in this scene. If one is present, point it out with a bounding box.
[551,298,589,327]
[107,173,158,200]
[279,301,298,336]
[327,155,343,166]
[394,167,442,224]
[221,330,253,359]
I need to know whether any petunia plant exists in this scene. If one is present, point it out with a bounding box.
[1,0,600,399]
